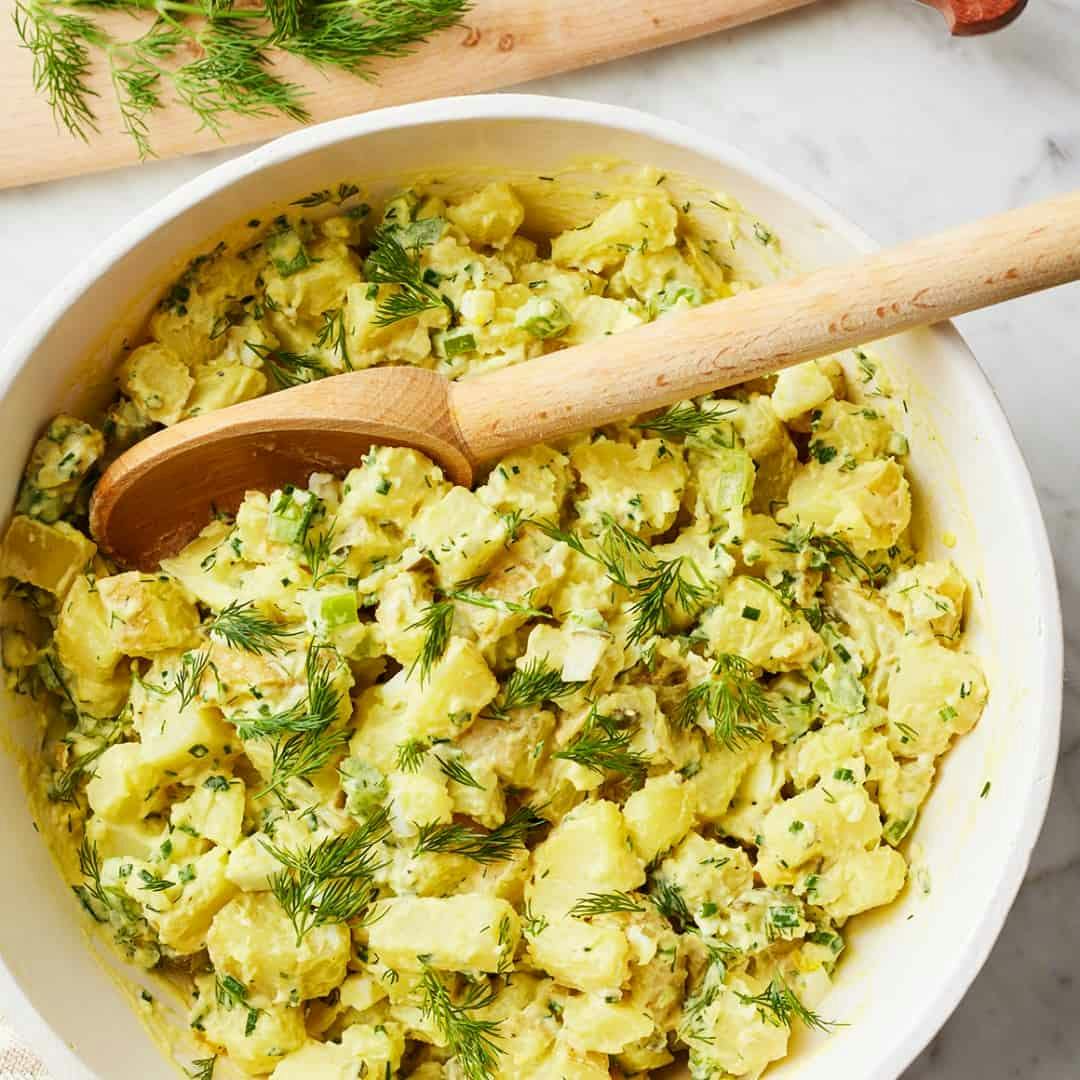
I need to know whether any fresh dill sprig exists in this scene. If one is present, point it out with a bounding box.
[568,891,644,918]
[648,877,696,934]
[493,657,583,716]
[774,524,886,586]
[302,518,346,586]
[260,725,350,802]
[173,649,212,711]
[552,707,648,783]
[186,1057,217,1080]
[263,806,389,943]
[448,588,549,620]
[406,599,455,684]
[677,653,777,750]
[521,900,548,937]
[49,731,120,803]
[13,0,103,143]
[625,555,709,647]
[136,868,176,893]
[292,182,360,208]
[735,974,841,1033]
[395,737,429,773]
[236,642,342,739]
[417,967,503,1080]
[71,837,113,921]
[364,226,448,326]
[631,402,736,438]
[15,0,469,156]
[214,973,251,1011]
[315,307,352,370]
[436,754,484,790]
[413,804,546,865]
[244,340,327,389]
[208,600,297,655]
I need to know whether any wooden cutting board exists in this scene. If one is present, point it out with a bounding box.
[0,0,1026,191]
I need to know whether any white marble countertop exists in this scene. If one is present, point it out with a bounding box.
[2,0,1078,1075]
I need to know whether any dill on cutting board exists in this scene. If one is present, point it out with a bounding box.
[13,0,470,157]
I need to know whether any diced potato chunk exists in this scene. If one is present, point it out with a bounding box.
[0,516,95,596]
[96,572,200,656]
[409,487,506,588]
[368,895,520,973]
[562,994,654,1054]
[146,846,238,954]
[86,743,165,823]
[528,918,631,993]
[700,576,824,672]
[551,196,678,272]
[191,973,306,1075]
[447,182,525,248]
[56,575,122,677]
[571,437,686,539]
[120,342,194,425]
[341,447,446,524]
[183,365,267,418]
[207,893,350,1005]
[771,360,837,422]
[623,774,696,863]
[781,458,911,556]
[269,1023,405,1080]
[885,560,967,641]
[811,846,907,920]
[528,800,644,917]
[886,640,987,758]
[16,414,104,523]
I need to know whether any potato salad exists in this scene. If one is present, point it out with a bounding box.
[0,177,987,1080]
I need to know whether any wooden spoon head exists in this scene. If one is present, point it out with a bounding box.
[90,367,472,570]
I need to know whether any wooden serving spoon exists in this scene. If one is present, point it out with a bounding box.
[91,191,1080,570]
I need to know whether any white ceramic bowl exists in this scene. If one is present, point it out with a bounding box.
[0,95,1060,1080]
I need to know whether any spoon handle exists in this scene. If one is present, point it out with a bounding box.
[449,190,1080,466]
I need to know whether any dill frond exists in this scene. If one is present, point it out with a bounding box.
[395,737,429,773]
[413,804,546,865]
[236,642,342,739]
[552,707,648,784]
[314,307,351,370]
[436,754,484,790]
[14,0,102,142]
[208,599,297,655]
[302,518,346,586]
[626,555,709,647]
[568,891,644,918]
[264,806,389,943]
[185,1057,216,1080]
[364,226,448,326]
[173,649,213,711]
[49,731,119,803]
[494,657,583,716]
[406,600,454,685]
[244,340,327,389]
[631,403,736,438]
[648,877,696,934]
[677,653,777,750]
[735,974,841,1033]
[417,967,503,1080]
[259,725,350,802]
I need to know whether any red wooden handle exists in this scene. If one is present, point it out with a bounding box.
[919,0,1028,34]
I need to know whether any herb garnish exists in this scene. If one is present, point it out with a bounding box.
[552,706,648,784]
[413,803,546,865]
[677,653,777,749]
[263,805,389,943]
[14,0,469,157]
[364,226,449,326]
[736,974,840,1033]
[568,891,644,918]
[417,967,503,1080]
[632,403,735,438]
[208,600,297,656]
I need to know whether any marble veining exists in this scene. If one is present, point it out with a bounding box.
[1,0,1078,1074]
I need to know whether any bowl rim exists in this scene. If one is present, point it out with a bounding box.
[0,93,1062,1080]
